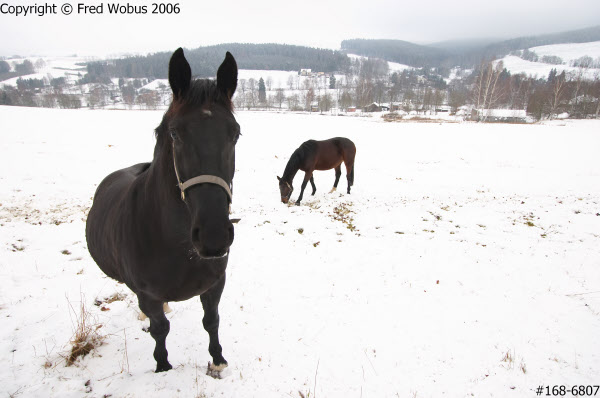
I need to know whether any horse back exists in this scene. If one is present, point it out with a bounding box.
[313,137,355,170]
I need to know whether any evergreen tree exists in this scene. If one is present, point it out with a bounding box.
[329,74,336,89]
[0,60,10,75]
[258,77,266,104]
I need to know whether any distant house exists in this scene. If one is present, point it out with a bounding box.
[347,106,357,113]
[300,69,312,76]
[476,109,527,123]
[364,102,382,112]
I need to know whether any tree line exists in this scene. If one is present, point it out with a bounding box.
[343,25,600,69]
[81,43,352,82]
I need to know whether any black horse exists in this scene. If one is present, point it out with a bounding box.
[86,48,239,374]
[277,137,356,205]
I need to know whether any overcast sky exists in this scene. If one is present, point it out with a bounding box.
[1,0,600,57]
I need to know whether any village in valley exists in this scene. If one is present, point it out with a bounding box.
[2,37,600,124]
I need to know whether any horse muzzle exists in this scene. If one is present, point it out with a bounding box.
[191,220,234,259]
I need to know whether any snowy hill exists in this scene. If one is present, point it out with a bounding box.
[530,41,600,64]
[0,55,90,86]
[498,41,600,79]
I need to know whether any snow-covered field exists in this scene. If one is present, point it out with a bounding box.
[530,41,600,65]
[499,41,600,80]
[499,55,600,80]
[1,106,599,397]
[0,56,91,87]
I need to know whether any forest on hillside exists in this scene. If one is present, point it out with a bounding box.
[82,44,352,83]
[343,25,600,69]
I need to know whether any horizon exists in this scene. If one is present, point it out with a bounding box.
[1,0,600,58]
[2,25,599,60]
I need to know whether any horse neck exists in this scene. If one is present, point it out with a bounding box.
[282,152,301,183]
[146,140,182,206]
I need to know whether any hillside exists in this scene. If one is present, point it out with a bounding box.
[86,44,352,81]
[341,39,448,67]
[478,25,600,61]
[341,25,600,68]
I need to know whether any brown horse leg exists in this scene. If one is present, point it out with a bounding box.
[138,294,172,372]
[201,275,228,377]
[310,176,316,196]
[331,165,342,193]
[296,172,313,205]
[345,162,354,194]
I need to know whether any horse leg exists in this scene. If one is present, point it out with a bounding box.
[138,302,172,321]
[296,172,312,205]
[310,176,317,196]
[201,275,228,377]
[138,294,172,372]
[330,166,341,193]
[345,162,354,194]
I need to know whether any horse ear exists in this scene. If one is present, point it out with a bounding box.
[169,48,191,100]
[277,176,281,181]
[217,52,238,99]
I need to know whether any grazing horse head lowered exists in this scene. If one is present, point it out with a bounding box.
[277,138,356,205]
[86,48,239,375]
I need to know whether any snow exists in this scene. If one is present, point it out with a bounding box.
[530,41,600,65]
[497,55,599,80]
[1,106,600,397]
[498,42,600,80]
[1,55,90,86]
[348,53,414,73]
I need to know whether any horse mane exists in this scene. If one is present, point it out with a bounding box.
[282,140,316,181]
[153,79,234,161]
[155,79,233,140]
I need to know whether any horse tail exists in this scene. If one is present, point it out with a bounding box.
[349,164,355,186]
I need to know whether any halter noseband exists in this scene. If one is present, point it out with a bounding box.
[172,142,233,202]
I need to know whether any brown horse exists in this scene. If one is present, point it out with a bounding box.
[277,137,356,205]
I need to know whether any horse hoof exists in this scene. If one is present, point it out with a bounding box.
[295,201,301,206]
[155,362,173,373]
[207,361,228,379]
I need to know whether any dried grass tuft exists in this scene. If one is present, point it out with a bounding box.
[65,295,104,366]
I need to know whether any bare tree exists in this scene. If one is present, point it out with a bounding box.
[569,59,590,116]
[265,76,273,91]
[304,87,315,111]
[274,88,286,109]
[287,93,300,111]
[547,71,567,118]
[472,60,505,122]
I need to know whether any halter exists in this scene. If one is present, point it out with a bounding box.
[172,141,233,202]
[282,180,293,200]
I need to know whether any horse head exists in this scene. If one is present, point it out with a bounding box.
[166,48,239,258]
[277,176,293,204]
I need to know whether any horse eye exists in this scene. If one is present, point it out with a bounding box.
[169,129,177,140]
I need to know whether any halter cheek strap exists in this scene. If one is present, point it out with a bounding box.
[172,142,233,202]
